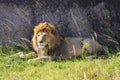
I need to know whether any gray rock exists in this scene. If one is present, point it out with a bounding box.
[0,0,119,48]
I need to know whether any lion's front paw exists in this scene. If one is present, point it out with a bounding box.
[27,56,51,63]
[27,59,35,63]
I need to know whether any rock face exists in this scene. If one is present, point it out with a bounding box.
[0,0,120,47]
[0,0,33,46]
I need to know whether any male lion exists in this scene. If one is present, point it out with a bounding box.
[28,22,104,62]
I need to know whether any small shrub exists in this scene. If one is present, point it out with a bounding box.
[2,46,16,55]
[81,41,89,59]
[0,45,3,55]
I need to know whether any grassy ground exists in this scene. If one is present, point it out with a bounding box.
[0,46,120,80]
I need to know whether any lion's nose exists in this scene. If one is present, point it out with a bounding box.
[39,40,43,43]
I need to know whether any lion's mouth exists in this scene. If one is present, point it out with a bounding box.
[38,45,45,48]
[38,43,47,48]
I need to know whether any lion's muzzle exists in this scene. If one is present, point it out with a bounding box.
[37,40,48,49]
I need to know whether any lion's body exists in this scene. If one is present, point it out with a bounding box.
[52,38,103,59]
[30,22,104,62]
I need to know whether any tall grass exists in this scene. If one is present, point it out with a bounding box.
[0,45,120,80]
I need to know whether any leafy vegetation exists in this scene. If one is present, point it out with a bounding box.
[0,45,120,80]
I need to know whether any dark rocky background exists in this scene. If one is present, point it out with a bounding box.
[0,0,120,48]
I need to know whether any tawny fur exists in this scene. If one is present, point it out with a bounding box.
[30,22,103,61]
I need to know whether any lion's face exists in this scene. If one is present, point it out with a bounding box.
[37,31,49,49]
[32,22,61,55]
[36,30,56,49]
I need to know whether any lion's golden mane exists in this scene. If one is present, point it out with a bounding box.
[32,22,62,57]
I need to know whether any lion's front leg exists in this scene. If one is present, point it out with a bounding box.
[27,56,51,63]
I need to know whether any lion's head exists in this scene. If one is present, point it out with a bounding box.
[32,22,62,56]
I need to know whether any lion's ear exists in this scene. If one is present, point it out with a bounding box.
[47,23,57,34]
[49,26,58,35]
[51,29,57,34]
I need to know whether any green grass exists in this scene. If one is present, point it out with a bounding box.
[0,45,120,80]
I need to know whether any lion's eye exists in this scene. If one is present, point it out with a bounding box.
[44,34,47,38]
[37,34,40,36]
